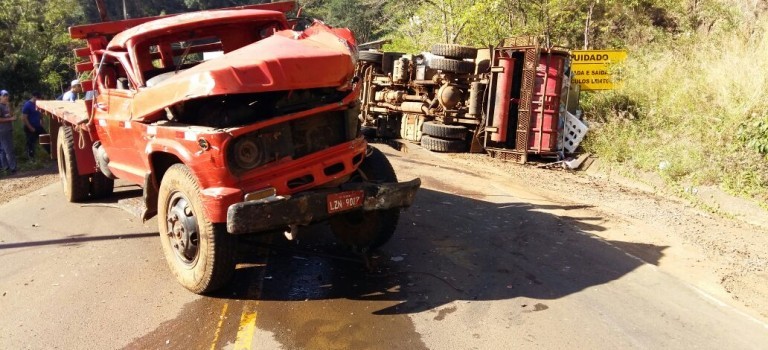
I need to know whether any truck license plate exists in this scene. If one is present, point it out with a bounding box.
[327,190,364,214]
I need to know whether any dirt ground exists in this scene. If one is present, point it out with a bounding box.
[0,162,58,205]
[2,152,765,321]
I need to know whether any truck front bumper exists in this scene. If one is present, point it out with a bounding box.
[226,178,421,234]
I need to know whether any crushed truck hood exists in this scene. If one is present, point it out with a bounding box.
[132,27,355,122]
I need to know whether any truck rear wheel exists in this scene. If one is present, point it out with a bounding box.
[90,172,114,199]
[330,147,400,253]
[158,164,235,294]
[57,125,89,202]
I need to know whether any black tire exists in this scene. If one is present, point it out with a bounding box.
[90,172,114,199]
[158,164,235,294]
[422,122,468,140]
[330,147,399,253]
[361,126,377,138]
[420,135,467,153]
[358,51,383,63]
[57,125,89,202]
[427,58,475,74]
[431,44,478,59]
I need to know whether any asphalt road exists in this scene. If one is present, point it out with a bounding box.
[1,144,766,349]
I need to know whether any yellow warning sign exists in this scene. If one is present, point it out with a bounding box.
[571,50,627,91]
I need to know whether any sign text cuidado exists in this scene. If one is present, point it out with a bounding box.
[571,50,627,91]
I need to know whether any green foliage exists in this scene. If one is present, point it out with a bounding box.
[382,0,694,51]
[580,91,642,123]
[737,117,768,156]
[0,0,85,98]
[582,3,768,205]
[304,0,388,43]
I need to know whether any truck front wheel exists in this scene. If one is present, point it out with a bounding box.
[330,147,400,253]
[158,164,235,294]
[57,125,89,202]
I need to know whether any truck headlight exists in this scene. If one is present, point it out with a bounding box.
[231,137,265,170]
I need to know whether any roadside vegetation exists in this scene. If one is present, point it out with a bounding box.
[0,0,765,208]
[582,3,768,207]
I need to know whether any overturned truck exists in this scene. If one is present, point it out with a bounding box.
[357,37,582,162]
[36,1,420,294]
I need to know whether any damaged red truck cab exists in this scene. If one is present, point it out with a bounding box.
[36,1,420,294]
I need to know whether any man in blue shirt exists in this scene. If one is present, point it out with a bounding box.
[21,92,50,160]
[61,80,82,102]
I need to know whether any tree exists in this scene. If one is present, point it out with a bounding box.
[300,0,391,44]
[0,0,86,97]
[384,0,693,52]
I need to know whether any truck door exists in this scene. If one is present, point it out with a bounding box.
[92,53,146,185]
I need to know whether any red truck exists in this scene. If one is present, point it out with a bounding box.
[36,1,420,294]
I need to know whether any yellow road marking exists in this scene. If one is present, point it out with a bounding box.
[215,234,272,349]
[209,302,229,350]
[234,310,258,350]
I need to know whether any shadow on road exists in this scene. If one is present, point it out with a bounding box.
[0,232,157,250]
[125,187,668,349]
[222,188,667,314]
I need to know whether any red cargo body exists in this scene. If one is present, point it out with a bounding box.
[528,54,566,154]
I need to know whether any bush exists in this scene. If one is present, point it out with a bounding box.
[582,15,768,206]
[737,117,768,156]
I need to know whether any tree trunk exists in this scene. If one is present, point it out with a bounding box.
[584,2,595,50]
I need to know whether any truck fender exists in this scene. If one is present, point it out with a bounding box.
[141,172,158,221]
[141,142,194,221]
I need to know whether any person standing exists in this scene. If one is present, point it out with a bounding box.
[0,90,17,174]
[61,80,82,101]
[0,112,5,171]
[21,92,50,160]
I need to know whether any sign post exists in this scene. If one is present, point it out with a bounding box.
[571,50,627,91]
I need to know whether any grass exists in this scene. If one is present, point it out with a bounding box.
[582,17,768,208]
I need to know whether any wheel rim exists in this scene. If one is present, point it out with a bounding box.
[165,192,200,267]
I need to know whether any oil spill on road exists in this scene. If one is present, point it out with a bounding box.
[432,306,457,321]
[251,225,428,349]
[123,225,427,350]
[521,303,549,313]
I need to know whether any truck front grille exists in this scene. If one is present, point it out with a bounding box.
[176,88,350,128]
[228,109,360,173]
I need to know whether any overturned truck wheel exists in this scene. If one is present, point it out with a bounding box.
[422,121,468,140]
[420,135,467,153]
[427,58,475,74]
[358,51,383,63]
[430,44,478,59]
[158,164,236,294]
[330,148,400,253]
